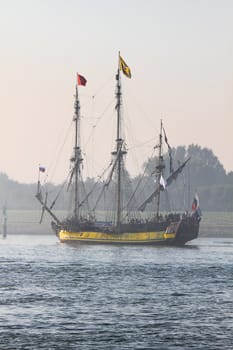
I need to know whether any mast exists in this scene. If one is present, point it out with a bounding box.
[72,84,83,219]
[116,68,121,231]
[138,121,190,212]
[35,74,86,226]
[113,53,127,232]
[155,120,165,220]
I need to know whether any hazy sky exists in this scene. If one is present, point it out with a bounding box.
[0,0,233,184]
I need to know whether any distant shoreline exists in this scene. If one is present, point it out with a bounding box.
[1,210,232,238]
[2,231,233,238]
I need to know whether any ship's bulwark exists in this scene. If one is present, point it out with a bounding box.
[58,230,175,244]
[54,217,199,245]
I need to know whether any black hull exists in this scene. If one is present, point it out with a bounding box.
[174,217,200,245]
[51,216,200,246]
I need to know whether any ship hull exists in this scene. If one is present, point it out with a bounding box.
[53,217,199,246]
[58,230,175,245]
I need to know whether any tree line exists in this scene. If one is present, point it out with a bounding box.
[0,144,232,212]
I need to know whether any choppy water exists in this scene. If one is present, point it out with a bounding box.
[0,235,233,350]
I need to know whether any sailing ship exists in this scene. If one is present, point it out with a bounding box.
[36,54,201,245]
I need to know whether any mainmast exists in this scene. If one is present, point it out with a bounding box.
[112,67,124,232]
[111,53,130,232]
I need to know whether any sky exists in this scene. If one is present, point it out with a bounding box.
[0,0,233,184]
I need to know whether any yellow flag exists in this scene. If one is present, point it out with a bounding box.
[119,55,131,78]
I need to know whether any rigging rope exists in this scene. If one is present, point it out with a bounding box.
[125,146,156,210]
[47,119,73,185]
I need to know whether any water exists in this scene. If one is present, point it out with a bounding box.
[0,235,233,349]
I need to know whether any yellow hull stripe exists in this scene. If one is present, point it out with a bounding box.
[58,230,175,243]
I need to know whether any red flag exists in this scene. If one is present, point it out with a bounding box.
[77,74,87,86]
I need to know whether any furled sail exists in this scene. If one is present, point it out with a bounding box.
[138,158,190,212]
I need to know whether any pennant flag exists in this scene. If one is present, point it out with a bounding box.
[191,193,199,211]
[191,193,202,219]
[39,166,46,173]
[119,55,131,78]
[191,198,197,211]
[77,74,87,86]
[163,127,173,174]
[160,175,166,189]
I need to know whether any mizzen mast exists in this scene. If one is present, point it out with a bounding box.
[155,120,165,219]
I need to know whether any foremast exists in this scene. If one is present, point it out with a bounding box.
[35,74,87,228]
[72,84,83,220]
